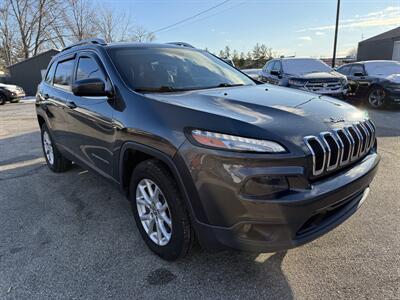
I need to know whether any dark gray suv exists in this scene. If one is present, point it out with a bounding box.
[36,39,379,260]
[259,58,348,98]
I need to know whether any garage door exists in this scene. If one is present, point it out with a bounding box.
[393,41,400,61]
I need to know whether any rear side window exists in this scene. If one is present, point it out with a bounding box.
[53,59,75,91]
[337,65,351,75]
[350,64,365,76]
[76,57,105,81]
[45,63,56,84]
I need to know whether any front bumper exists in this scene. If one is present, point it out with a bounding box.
[386,88,400,105]
[175,142,380,252]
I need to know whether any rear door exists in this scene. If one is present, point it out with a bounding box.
[65,51,115,176]
[348,64,371,98]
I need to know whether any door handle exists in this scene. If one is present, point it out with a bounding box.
[66,101,77,109]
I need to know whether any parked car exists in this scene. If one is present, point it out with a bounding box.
[242,68,262,79]
[259,58,348,98]
[336,60,400,108]
[36,39,379,260]
[0,83,25,105]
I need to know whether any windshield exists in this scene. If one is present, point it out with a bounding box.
[106,46,255,92]
[282,59,332,74]
[364,61,400,76]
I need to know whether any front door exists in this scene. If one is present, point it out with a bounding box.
[64,52,115,176]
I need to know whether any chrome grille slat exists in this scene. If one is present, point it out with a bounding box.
[304,120,375,177]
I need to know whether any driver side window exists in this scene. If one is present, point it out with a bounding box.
[76,56,106,82]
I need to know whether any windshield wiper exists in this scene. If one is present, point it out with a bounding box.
[134,86,190,93]
[216,83,245,88]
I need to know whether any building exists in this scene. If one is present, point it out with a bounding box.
[7,49,59,95]
[357,27,400,61]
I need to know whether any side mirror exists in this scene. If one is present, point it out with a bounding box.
[270,70,281,77]
[353,72,364,77]
[72,78,110,97]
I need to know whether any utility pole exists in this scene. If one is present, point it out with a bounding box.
[332,0,341,67]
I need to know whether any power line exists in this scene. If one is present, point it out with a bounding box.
[151,0,231,34]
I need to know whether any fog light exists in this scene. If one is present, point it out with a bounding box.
[242,175,289,196]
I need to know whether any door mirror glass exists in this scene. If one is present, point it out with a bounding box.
[72,78,107,97]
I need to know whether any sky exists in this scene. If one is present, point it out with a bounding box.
[96,0,400,58]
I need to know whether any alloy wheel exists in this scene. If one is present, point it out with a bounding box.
[369,89,385,108]
[136,178,172,246]
[43,131,54,165]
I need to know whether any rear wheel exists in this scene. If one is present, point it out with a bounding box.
[129,159,194,260]
[40,123,72,172]
[368,87,386,108]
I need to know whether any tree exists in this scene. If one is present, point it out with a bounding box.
[96,8,132,43]
[224,45,231,59]
[131,25,155,42]
[64,0,98,42]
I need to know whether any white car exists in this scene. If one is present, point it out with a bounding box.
[0,83,26,105]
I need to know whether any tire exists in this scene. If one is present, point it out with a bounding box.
[40,123,72,172]
[0,94,5,105]
[129,159,194,260]
[368,87,386,109]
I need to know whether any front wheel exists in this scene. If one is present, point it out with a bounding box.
[0,94,6,105]
[368,87,386,108]
[129,159,194,260]
[40,123,72,172]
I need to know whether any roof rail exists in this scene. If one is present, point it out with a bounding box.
[166,42,195,48]
[62,38,107,52]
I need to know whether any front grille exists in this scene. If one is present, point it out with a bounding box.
[304,120,376,177]
[305,80,342,92]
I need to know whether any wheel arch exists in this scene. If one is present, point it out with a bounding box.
[118,142,195,214]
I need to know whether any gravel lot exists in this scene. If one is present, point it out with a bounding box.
[0,101,399,300]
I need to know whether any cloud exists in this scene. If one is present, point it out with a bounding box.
[297,6,400,32]
[297,36,312,41]
[315,31,325,36]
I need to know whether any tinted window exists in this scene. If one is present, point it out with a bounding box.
[45,63,56,84]
[53,59,75,91]
[350,64,364,75]
[263,61,274,72]
[106,47,254,92]
[337,65,351,75]
[271,61,281,72]
[282,59,332,74]
[76,57,105,81]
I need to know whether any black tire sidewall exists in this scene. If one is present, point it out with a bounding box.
[0,94,5,105]
[129,160,190,260]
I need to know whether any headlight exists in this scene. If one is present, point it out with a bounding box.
[288,79,306,87]
[340,78,348,87]
[191,129,287,153]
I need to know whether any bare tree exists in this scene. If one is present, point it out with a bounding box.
[0,0,17,66]
[131,25,155,42]
[96,7,132,43]
[64,0,98,42]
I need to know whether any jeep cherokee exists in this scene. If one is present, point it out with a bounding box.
[36,39,380,260]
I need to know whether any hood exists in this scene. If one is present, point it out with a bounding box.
[377,73,400,84]
[290,71,345,80]
[143,84,367,147]
[0,83,20,91]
